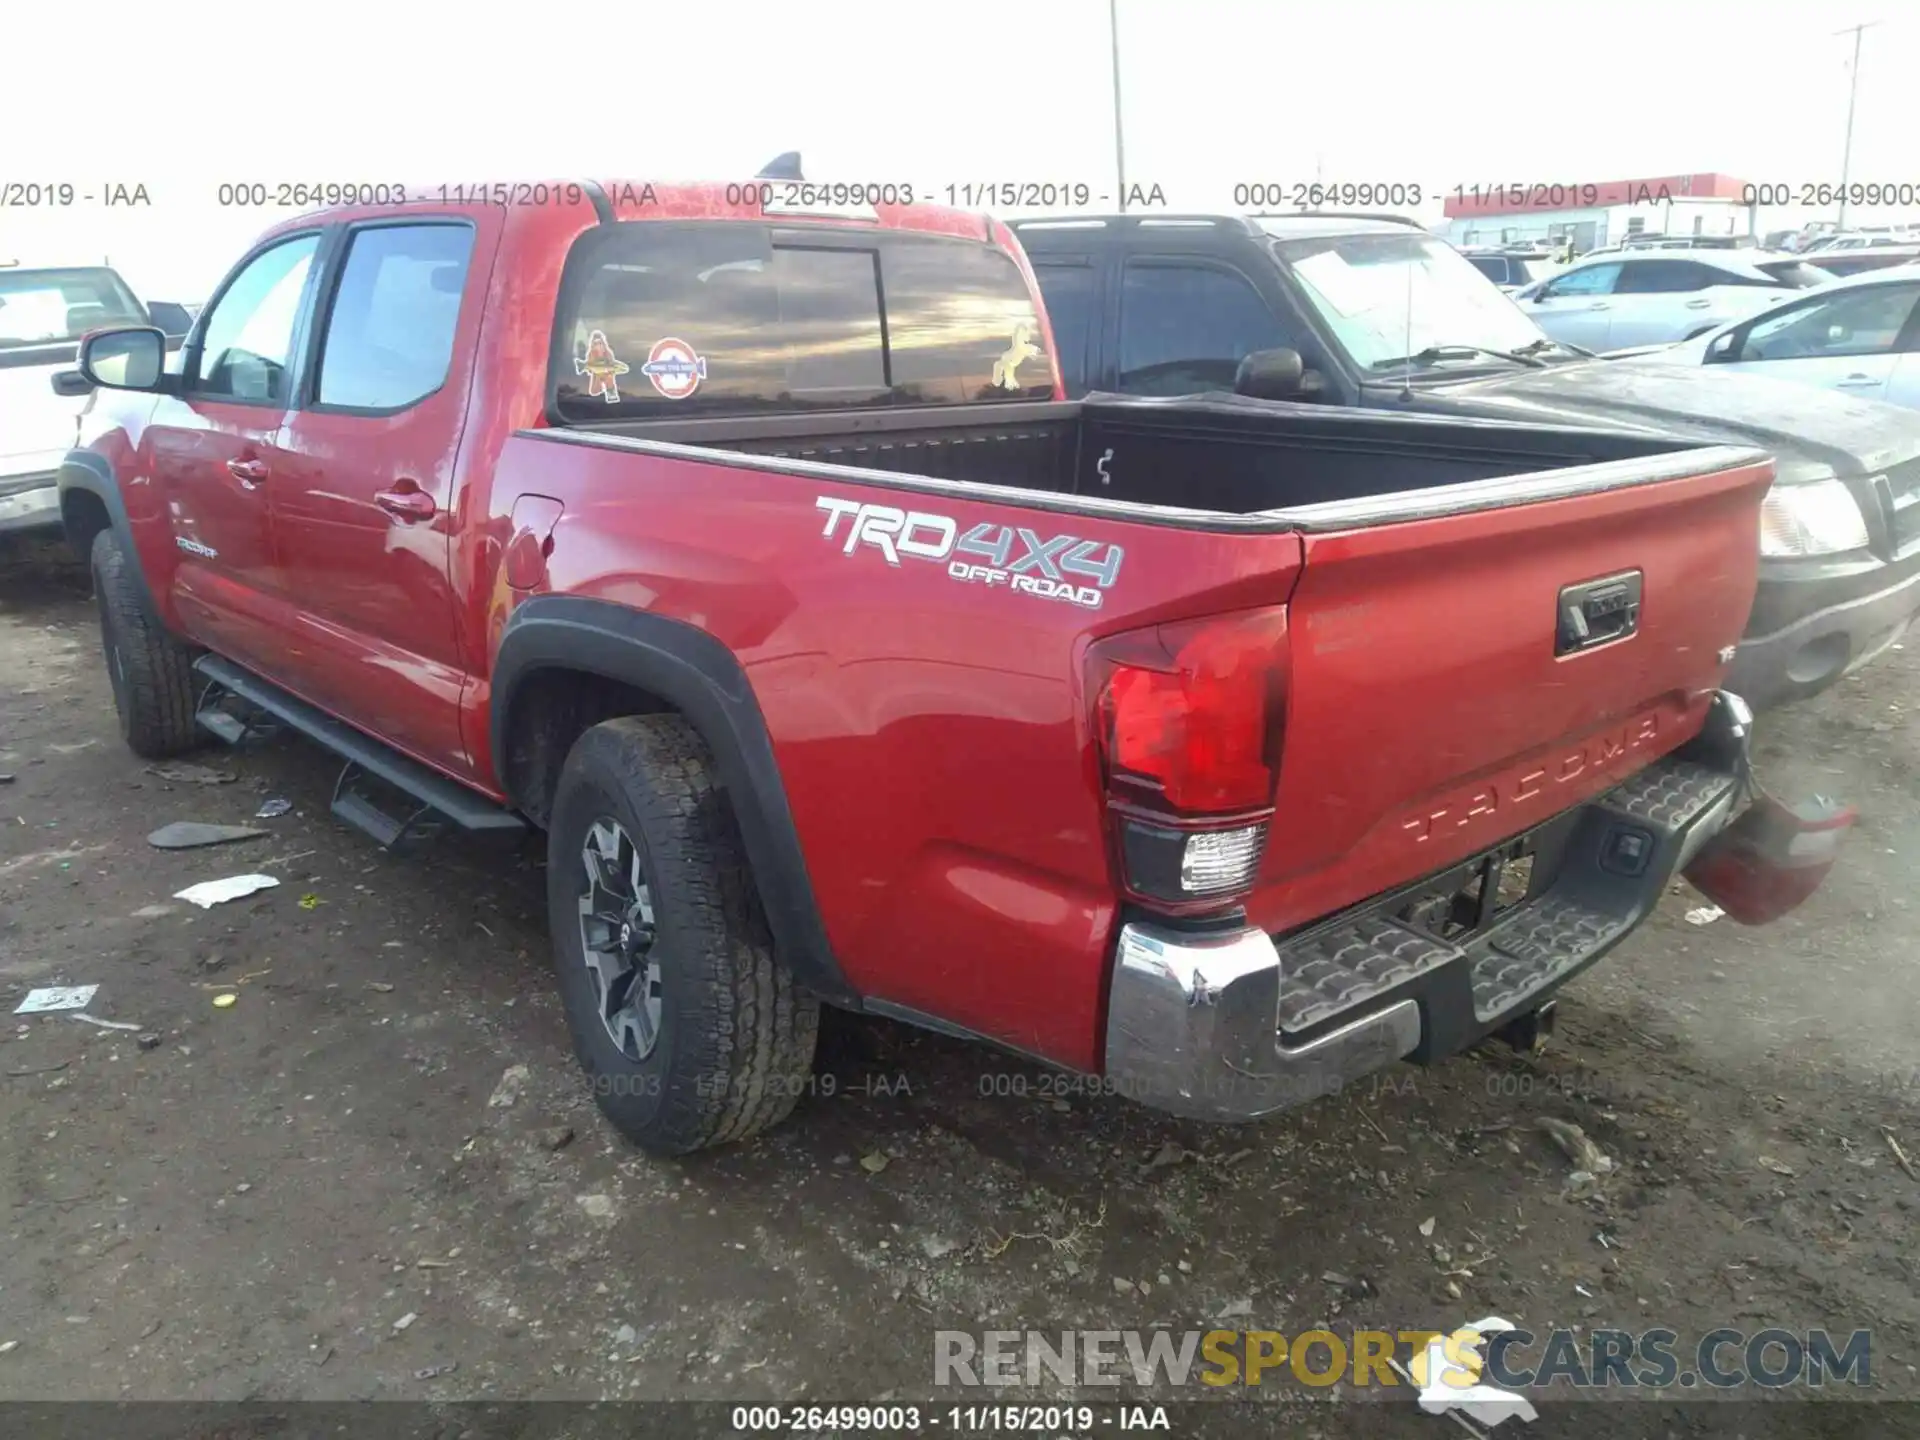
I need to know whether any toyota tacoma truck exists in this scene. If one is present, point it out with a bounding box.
[56,181,1846,1154]
[1013,211,1920,710]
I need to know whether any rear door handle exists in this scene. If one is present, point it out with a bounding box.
[1684,298,1712,309]
[1838,374,1878,385]
[1587,302,1610,311]
[225,457,267,485]
[374,484,437,521]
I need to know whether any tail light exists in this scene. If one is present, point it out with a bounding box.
[1683,793,1857,925]
[1089,607,1290,915]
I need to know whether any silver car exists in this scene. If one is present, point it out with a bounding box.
[1512,250,1833,352]
[1611,265,1920,410]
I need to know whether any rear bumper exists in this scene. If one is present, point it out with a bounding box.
[1104,711,1748,1122]
[0,473,62,535]
[1727,559,1920,711]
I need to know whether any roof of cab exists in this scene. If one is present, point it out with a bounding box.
[1009,211,1428,243]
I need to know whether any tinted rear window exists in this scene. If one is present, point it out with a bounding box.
[551,221,1053,421]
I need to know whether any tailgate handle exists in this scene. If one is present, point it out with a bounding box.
[1556,571,1642,656]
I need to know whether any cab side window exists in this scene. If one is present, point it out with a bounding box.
[192,236,321,404]
[1031,261,1096,394]
[1539,263,1620,299]
[316,224,475,411]
[1118,260,1289,395]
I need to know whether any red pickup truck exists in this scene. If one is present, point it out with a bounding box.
[57,181,1844,1154]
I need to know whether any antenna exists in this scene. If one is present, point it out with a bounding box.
[757,151,804,181]
[1399,252,1415,400]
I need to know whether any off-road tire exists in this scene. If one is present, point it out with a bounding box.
[91,529,201,759]
[547,714,819,1156]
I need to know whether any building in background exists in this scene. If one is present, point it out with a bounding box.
[1442,174,1754,256]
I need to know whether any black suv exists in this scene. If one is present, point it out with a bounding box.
[1012,211,1920,710]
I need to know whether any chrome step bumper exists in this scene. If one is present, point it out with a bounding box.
[1104,748,1742,1122]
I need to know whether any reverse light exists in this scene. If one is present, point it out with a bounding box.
[1091,607,1290,913]
[1759,479,1870,557]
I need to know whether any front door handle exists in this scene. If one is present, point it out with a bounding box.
[225,457,268,486]
[374,484,437,521]
[1837,374,1879,386]
[1684,298,1712,309]
[1587,302,1610,311]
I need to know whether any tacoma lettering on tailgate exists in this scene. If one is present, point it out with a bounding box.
[1400,713,1663,844]
[815,496,1123,610]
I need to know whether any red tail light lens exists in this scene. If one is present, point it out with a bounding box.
[1095,608,1289,815]
[1683,793,1856,925]
[1090,607,1290,913]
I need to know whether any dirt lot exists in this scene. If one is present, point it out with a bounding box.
[3,531,1918,1438]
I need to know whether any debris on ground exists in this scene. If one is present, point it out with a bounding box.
[488,1064,530,1109]
[1419,1216,1437,1237]
[147,822,269,850]
[537,1126,574,1152]
[1141,1141,1193,1176]
[576,1194,615,1219]
[1757,1156,1796,1177]
[367,982,394,993]
[14,985,99,1015]
[144,763,235,786]
[211,994,237,1010]
[255,798,293,819]
[137,1033,162,1051]
[1685,904,1725,926]
[1883,1128,1918,1181]
[0,774,14,785]
[298,893,324,910]
[920,1235,957,1260]
[1537,1117,1615,1175]
[412,1362,457,1380]
[392,1312,418,1332]
[0,1340,16,1354]
[859,1152,890,1174]
[174,874,280,908]
[1398,1318,1539,1430]
[130,904,176,919]
[71,1014,141,1033]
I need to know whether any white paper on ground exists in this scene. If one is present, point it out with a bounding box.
[15,985,100,1014]
[174,874,281,909]
[1417,1317,1539,1429]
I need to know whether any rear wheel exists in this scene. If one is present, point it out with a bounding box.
[91,529,201,758]
[546,714,819,1155]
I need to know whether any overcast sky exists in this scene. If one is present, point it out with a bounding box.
[1,0,1911,299]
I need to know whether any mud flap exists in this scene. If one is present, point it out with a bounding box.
[1682,792,1857,925]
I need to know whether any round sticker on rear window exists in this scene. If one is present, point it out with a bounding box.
[641,337,708,400]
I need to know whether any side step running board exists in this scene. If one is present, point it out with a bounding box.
[191,655,526,848]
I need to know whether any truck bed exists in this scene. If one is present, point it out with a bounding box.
[553,392,1721,524]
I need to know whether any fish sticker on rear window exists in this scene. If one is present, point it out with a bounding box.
[575,330,630,403]
[641,337,709,400]
[991,322,1040,390]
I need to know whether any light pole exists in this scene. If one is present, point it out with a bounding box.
[1835,20,1880,230]
[1109,0,1128,212]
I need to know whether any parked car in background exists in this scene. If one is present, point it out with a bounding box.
[0,264,194,537]
[1800,245,1920,279]
[1013,211,1920,709]
[1610,267,1920,410]
[1512,251,1832,351]
[1461,248,1560,293]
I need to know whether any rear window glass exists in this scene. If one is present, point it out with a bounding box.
[1756,260,1837,289]
[551,221,1054,421]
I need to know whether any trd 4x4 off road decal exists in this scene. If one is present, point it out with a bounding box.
[815,496,1123,610]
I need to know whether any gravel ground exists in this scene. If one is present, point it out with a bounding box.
[2,532,1918,1439]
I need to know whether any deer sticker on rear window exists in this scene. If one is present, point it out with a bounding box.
[991,322,1040,391]
[640,337,708,399]
[815,495,1123,611]
[574,330,630,403]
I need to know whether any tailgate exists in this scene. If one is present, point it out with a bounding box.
[1249,446,1773,936]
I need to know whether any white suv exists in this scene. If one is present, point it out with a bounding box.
[1512,251,1833,353]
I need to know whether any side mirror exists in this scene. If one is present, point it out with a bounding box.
[1234,348,1305,400]
[1707,332,1740,362]
[78,326,167,392]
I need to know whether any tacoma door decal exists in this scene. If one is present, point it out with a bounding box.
[815,495,1123,610]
